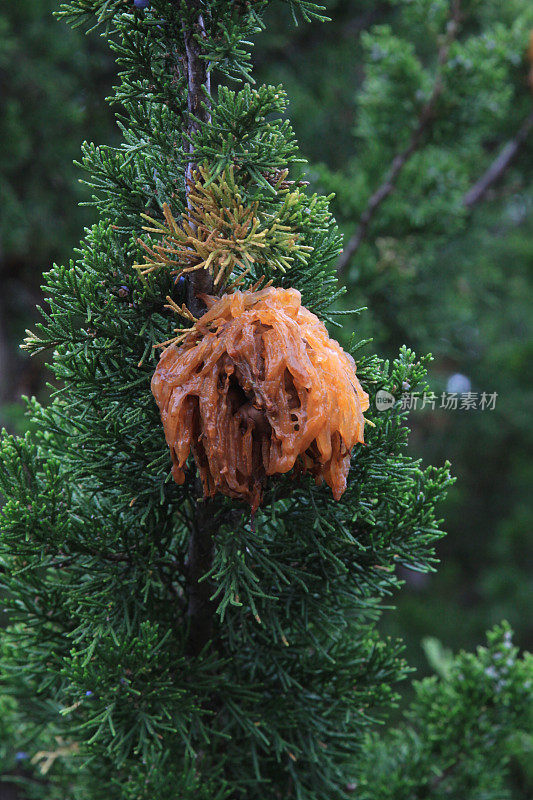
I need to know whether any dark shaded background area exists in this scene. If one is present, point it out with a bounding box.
[0,0,118,431]
[0,0,531,689]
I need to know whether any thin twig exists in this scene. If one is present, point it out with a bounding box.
[428,755,464,793]
[463,109,533,208]
[336,1,462,275]
[180,6,218,657]
[182,7,213,318]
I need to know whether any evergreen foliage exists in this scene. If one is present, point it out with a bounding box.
[0,0,115,430]
[0,0,454,797]
[355,624,533,800]
[312,0,533,353]
[0,1,530,799]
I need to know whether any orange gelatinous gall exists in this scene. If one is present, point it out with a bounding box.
[151,287,369,509]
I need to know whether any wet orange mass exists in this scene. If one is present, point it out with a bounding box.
[151,287,369,509]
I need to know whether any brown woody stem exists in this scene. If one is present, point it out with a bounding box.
[186,484,217,657]
[182,9,213,318]
[463,109,533,208]
[336,1,462,275]
[181,7,217,657]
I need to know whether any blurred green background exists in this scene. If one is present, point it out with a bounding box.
[0,0,531,683]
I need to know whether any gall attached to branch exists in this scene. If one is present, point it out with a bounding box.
[151,286,369,509]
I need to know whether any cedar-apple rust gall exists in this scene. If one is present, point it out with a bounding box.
[151,286,370,510]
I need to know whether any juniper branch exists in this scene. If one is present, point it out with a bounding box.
[182,5,213,317]
[180,4,218,658]
[336,0,462,275]
[463,109,533,208]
